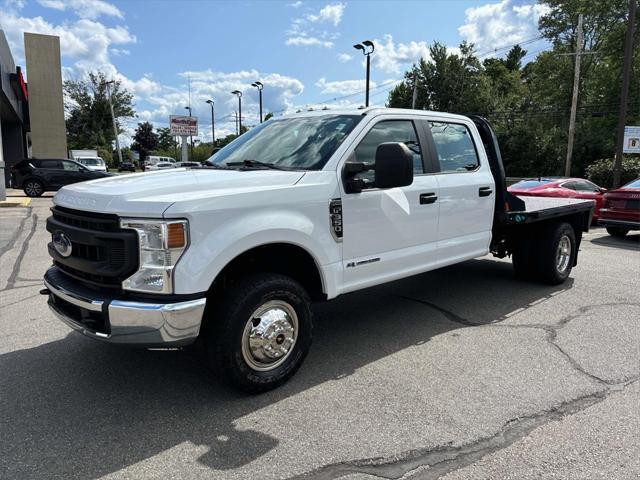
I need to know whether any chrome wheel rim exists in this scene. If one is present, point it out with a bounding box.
[241,300,298,372]
[556,235,571,273]
[25,181,42,196]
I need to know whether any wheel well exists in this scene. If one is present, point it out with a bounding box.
[209,243,326,302]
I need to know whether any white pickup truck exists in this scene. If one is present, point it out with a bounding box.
[42,108,594,392]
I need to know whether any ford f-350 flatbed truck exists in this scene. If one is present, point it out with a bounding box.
[41,109,594,392]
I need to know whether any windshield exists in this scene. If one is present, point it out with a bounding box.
[512,179,554,189]
[623,178,640,189]
[206,114,362,170]
[78,157,103,166]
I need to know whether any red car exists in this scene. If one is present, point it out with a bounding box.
[598,178,640,237]
[508,177,606,220]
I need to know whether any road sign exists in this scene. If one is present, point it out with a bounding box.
[170,115,198,136]
[623,126,640,154]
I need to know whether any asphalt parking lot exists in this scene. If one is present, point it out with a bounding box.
[1,192,638,480]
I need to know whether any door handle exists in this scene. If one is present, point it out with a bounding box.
[420,192,438,205]
[479,187,493,197]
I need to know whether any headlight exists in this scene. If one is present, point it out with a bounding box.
[120,219,188,293]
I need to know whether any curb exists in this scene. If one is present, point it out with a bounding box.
[0,198,32,208]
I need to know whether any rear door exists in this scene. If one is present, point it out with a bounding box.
[36,159,64,188]
[426,118,495,261]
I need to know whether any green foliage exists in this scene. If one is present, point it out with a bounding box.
[387,1,640,178]
[97,147,113,168]
[131,122,159,161]
[157,127,176,151]
[586,157,640,187]
[64,72,135,152]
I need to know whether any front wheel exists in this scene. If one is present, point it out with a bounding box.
[23,179,44,197]
[206,273,313,393]
[606,227,629,237]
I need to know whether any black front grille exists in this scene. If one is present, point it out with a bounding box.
[47,207,139,290]
[52,206,120,232]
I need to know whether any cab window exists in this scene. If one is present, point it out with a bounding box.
[39,160,61,169]
[429,122,480,173]
[354,120,423,182]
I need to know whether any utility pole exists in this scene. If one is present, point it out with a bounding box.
[104,81,123,166]
[564,14,583,177]
[614,0,637,188]
[411,72,418,109]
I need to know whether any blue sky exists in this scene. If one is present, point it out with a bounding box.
[0,0,550,143]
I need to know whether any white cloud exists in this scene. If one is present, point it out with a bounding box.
[337,52,352,63]
[286,36,333,48]
[111,48,130,56]
[285,2,344,48]
[316,77,377,95]
[289,0,302,7]
[371,34,431,74]
[458,0,550,53]
[37,0,124,19]
[307,3,345,26]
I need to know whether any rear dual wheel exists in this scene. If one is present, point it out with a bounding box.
[512,222,576,285]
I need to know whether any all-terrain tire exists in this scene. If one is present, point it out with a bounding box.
[533,222,576,285]
[606,227,629,237]
[206,273,313,394]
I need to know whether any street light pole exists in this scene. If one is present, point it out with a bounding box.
[206,99,215,146]
[231,90,242,134]
[251,81,264,123]
[353,40,375,107]
[184,106,193,160]
[102,80,123,166]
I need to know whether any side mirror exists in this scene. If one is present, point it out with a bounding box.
[599,187,608,193]
[374,142,414,189]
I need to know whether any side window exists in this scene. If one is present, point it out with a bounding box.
[429,122,480,173]
[561,182,577,191]
[573,181,599,192]
[354,120,423,182]
[61,161,82,172]
[39,160,60,169]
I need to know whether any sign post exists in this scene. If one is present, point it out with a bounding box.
[170,115,198,162]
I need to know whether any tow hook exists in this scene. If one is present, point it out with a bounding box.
[40,288,50,296]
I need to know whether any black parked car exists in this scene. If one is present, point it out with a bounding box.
[11,158,112,197]
[118,161,136,172]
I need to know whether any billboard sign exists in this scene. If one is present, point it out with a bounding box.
[170,115,198,136]
[623,126,640,154]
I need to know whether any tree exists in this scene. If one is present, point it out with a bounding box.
[264,112,274,121]
[64,72,135,153]
[157,127,175,151]
[131,122,159,161]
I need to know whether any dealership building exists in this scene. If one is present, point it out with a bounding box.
[0,28,67,192]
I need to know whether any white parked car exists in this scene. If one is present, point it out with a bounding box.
[144,156,176,170]
[146,162,175,171]
[43,108,595,393]
[174,161,201,168]
[75,156,107,172]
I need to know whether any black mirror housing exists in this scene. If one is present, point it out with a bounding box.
[374,142,414,189]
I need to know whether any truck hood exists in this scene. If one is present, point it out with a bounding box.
[54,168,306,217]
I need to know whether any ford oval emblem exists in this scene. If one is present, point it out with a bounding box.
[52,231,73,258]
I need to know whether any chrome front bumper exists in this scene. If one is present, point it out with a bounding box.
[44,267,206,346]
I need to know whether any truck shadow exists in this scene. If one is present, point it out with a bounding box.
[0,258,572,478]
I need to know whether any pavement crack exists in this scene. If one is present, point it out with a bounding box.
[0,207,31,261]
[288,382,638,480]
[395,295,480,326]
[4,213,38,291]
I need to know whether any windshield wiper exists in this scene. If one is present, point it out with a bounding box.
[225,159,288,171]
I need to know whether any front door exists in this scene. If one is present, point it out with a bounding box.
[340,117,440,293]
